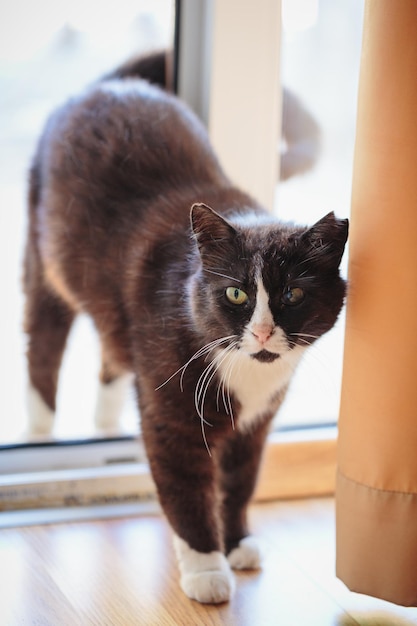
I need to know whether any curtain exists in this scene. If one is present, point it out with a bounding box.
[336,0,417,607]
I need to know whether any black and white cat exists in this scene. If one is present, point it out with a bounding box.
[24,56,348,603]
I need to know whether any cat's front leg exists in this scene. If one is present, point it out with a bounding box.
[218,418,271,570]
[227,535,263,571]
[141,414,234,604]
[173,535,235,604]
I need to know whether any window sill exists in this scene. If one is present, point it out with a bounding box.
[0,426,337,521]
[255,425,337,501]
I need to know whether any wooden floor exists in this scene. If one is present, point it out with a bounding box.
[1,498,417,625]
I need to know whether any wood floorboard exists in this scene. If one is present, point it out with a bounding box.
[1,498,417,625]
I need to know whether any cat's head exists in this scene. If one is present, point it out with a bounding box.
[190,203,348,363]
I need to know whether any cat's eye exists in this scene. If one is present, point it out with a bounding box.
[225,287,249,305]
[282,287,305,306]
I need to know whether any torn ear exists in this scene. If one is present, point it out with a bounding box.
[301,211,349,267]
[190,203,237,251]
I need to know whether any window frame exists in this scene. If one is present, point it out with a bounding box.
[0,0,340,519]
[0,426,337,514]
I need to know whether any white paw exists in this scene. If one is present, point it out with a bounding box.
[26,384,55,436]
[181,570,234,604]
[227,536,262,570]
[173,535,235,604]
[94,373,132,432]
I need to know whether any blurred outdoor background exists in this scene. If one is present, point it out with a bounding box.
[0,0,363,443]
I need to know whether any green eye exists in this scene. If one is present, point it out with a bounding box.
[226,287,248,305]
[282,287,304,306]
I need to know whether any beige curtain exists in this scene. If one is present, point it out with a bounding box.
[336,0,417,607]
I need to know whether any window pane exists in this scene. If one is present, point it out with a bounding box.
[276,0,363,428]
[1,1,174,444]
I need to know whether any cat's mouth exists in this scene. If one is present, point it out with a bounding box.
[251,349,280,363]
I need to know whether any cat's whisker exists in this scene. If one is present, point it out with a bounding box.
[290,338,316,350]
[195,361,217,424]
[218,374,229,416]
[196,358,222,421]
[179,336,235,392]
[229,351,242,427]
[294,338,314,347]
[215,342,238,415]
[196,358,226,458]
[184,342,235,443]
[195,342,239,455]
[218,349,233,416]
[155,335,237,391]
[288,332,321,349]
[220,345,240,427]
[194,338,238,399]
[194,371,213,458]
[195,342,237,422]
[203,269,243,283]
[290,332,321,340]
[216,373,224,413]
[222,348,240,430]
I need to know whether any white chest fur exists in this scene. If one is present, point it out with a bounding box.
[216,345,304,431]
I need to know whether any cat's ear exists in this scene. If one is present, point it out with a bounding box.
[190,203,237,253]
[301,212,349,267]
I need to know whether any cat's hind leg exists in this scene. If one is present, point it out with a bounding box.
[94,344,133,433]
[24,162,78,437]
[24,280,76,437]
[94,372,132,433]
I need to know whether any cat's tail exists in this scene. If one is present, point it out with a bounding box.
[280,88,322,181]
[101,50,173,91]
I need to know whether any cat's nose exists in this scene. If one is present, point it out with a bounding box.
[251,325,274,345]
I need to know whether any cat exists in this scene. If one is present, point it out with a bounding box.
[23,54,348,604]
